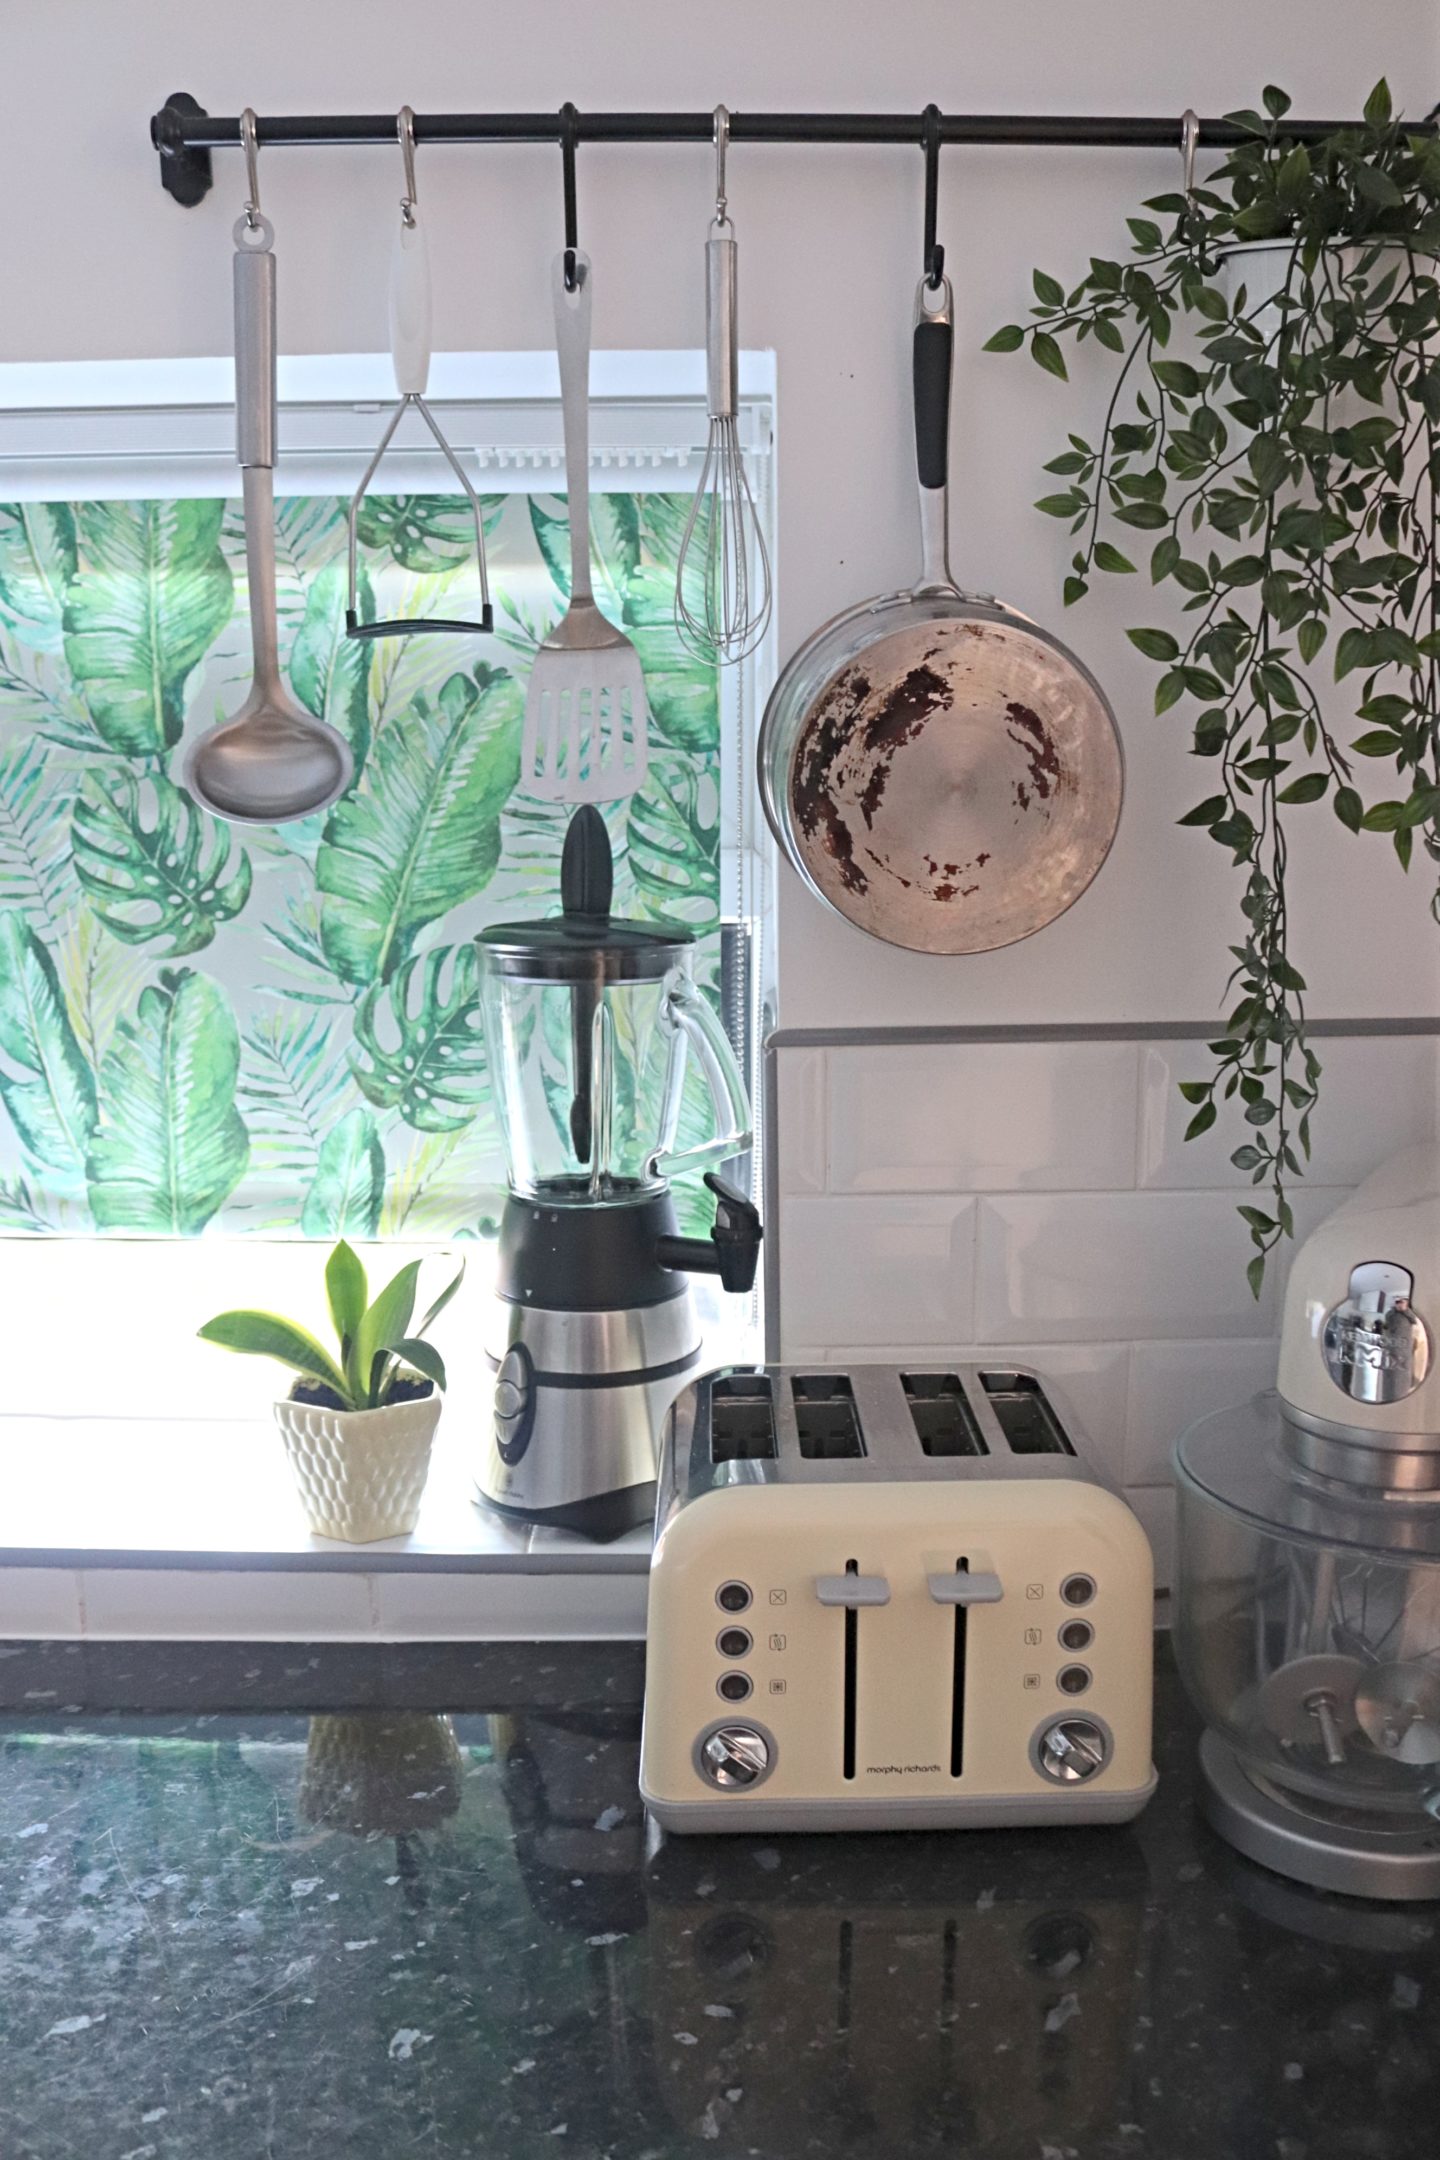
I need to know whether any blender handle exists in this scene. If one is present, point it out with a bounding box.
[650,980,752,1182]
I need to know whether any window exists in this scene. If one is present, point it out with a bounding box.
[0,352,774,1413]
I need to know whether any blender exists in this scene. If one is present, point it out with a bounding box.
[1174,1146,1440,1898]
[474,806,762,1538]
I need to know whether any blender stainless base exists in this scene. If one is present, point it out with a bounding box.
[1199,1729,1440,1901]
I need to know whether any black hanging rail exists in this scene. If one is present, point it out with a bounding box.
[151,93,1417,209]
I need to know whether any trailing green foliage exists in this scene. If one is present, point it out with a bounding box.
[199,1238,463,1409]
[990,81,1440,1290]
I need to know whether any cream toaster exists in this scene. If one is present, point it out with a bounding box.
[640,1363,1156,1833]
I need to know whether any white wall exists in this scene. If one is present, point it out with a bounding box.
[5,1,1439,1032]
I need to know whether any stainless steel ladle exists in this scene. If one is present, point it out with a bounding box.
[183,112,353,825]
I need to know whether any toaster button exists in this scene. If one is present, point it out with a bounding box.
[814,1573,891,1607]
[700,1725,771,1789]
[927,1568,1003,1606]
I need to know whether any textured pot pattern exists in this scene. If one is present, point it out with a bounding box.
[274,1389,443,1543]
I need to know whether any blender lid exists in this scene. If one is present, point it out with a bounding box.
[476,804,695,979]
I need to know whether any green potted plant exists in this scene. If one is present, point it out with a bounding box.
[987,80,1440,1289]
[200,1241,463,1543]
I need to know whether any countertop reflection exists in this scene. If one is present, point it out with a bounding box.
[1,1638,1435,2159]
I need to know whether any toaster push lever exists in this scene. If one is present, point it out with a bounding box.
[928,1568,1003,1606]
[815,1573,890,1607]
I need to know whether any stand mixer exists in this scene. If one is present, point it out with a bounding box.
[1175,1146,1440,1898]
[473,807,761,1539]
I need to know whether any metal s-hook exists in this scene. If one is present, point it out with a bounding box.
[398,104,418,228]
[921,103,944,289]
[1180,107,1200,207]
[559,102,580,291]
[240,106,261,228]
[713,103,731,228]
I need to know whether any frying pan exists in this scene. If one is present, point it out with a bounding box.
[758,275,1123,955]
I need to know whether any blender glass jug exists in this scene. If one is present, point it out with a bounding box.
[476,809,750,1204]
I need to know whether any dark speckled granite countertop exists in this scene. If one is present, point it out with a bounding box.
[1,1635,1435,2160]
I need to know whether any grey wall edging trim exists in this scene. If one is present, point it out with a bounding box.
[767,1017,1440,1049]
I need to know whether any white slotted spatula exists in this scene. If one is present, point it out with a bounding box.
[521,251,650,802]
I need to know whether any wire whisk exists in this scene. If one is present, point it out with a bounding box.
[674,106,772,666]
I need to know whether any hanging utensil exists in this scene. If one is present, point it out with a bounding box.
[673,105,772,665]
[757,109,1122,953]
[184,113,355,826]
[520,109,649,803]
[345,106,493,641]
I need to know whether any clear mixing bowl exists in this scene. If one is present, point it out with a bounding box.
[1175,1393,1440,1826]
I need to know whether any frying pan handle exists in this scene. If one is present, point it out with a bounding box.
[913,276,955,592]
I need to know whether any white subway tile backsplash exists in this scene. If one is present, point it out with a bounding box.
[779,1195,976,1350]
[1125,1485,1176,1590]
[827,1041,1138,1193]
[975,1190,1286,1342]
[1138,1034,1437,1191]
[1126,1338,1278,1486]
[775,1049,827,1194]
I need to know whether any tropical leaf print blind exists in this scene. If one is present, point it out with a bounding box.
[0,490,721,1238]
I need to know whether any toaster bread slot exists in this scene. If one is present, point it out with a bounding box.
[709,1373,777,1463]
[979,1371,1075,1456]
[901,1373,987,1457]
[792,1375,865,1460]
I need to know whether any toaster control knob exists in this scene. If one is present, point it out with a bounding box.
[700,1725,771,1789]
[1035,1717,1109,1785]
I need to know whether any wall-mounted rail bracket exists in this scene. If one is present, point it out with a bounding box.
[151,92,214,207]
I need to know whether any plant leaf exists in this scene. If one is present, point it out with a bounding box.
[72,769,251,956]
[300,1107,385,1239]
[0,910,97,1178]
[317,661,522,985]
[627,753,720,930]
[984,324,1025,353]
[1127,627,1180,662]
[620,565,719,755]
[351,943,488,1132]
[197,1309,348,1401]
[355,491,505,575]
[528,493,641,623]
[0,504,78,654]
[354,1259,422,1404]
[415,1257,466,1337]
[288,556,374,780]
[85,967,248,1233]
[62,501,232,756]
[324,1237,367,1352]
[1031,332,1068,381]
[390,1336,447,1393]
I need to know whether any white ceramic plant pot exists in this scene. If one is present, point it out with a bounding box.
[274,1387,443,1543]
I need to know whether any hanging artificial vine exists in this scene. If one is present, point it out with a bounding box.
[989,81,1440,1292]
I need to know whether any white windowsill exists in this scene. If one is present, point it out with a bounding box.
[0,1416,652,1644]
